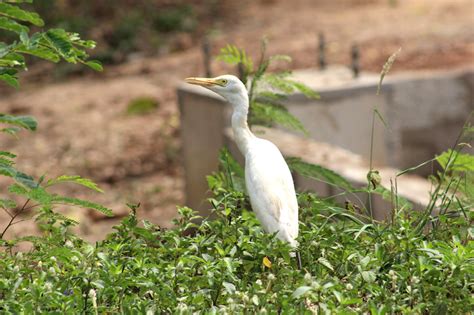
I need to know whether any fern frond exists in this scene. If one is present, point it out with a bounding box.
[251,101,308,135]
[286,157,355,191]
[46,175,104,193]
[216,44,253,74]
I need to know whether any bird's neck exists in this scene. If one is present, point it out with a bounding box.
[231,102,254,156]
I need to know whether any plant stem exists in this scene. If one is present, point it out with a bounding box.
[0,199,30,239]
[367,109,376,221]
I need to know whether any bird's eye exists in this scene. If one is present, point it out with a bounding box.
[220,79,228,85]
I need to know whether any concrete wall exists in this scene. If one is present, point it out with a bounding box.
[385,70,473,174]
[178,86,227,216]
[286,67,473,171]
[177,66,473,214]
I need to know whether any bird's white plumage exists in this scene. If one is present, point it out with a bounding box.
[185,74,299,248]
[245,138,298,247]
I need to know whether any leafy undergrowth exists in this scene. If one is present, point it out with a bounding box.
[1,151,472,314]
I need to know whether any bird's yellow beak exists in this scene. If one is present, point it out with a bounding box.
[185,77,223,87]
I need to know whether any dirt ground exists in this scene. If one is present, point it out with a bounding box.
[1,0,473,242]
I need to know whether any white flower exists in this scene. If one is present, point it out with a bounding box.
[312,281,321,291]
[44,281,53,292]
[389,270,398,281]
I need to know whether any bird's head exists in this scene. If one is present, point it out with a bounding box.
[185,75,248,108]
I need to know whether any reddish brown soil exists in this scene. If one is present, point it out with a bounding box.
[1,0,472,242]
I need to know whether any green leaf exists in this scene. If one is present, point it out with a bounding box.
[318,257,334,271]
[292,286,312,298]
[27,186,52,204]
[0,16,28,34]
[262,73,295,94]
[14,45,60,62]
[46,175,104,193]
[1,127,21,135]
[8,183,28,196]
[269,54,292,63]
[0,58,21,68]
[0,165,16,178]
[37,210,78,226]
[14,171,37,188]
[0,198,16,209]
[290,80,320,99]
[0,2,44,26]
[286,157,355,191]
[218,148,245,192]
[354,224,374,240]
[75,39,97,49]
[216,44,253,74]
[84,60,103,72]
[436,149,474,172]
[0,164,38,188]
[0,151,16,159]
[361,270,376,283]
[251,101,307,134]
[0,157,14,167]
[222,282,236,294]
[261,73,319,99]
[43,29,74,59]
[3,1,34,5]
[0,73,18,88]
[342,297,363,305]
[52,196,113,217]
[0,114,37,131]
[256,91,287,102]
[0,42,12,57]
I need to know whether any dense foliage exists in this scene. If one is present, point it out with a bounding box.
[0,146,472,313]
[0,1,108,241]
[0,0,102,88]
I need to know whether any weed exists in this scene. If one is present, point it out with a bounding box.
[126,97,160,116]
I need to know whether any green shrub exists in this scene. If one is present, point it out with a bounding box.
[0,147,472,313]
[153,5,196,33]
[126,97,160,115]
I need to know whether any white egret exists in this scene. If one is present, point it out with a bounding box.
[185,75,301,267]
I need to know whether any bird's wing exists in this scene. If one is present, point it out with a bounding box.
[245,138,298,242]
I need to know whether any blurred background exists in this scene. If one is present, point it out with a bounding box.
[0,0,472,241]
